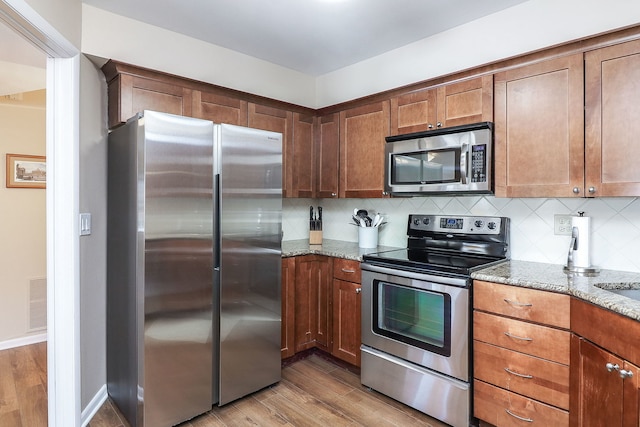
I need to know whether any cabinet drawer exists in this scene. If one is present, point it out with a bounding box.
[474,341,569,410]
[474,380,569,427]
[474,280,570,329]
[333,258,361,283]
[474,311,570,365]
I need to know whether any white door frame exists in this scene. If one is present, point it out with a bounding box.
[0,1,80,426]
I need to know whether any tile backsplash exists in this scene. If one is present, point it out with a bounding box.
[283,196,640,273]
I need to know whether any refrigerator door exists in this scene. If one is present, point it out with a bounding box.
[142,111,214,426]
[216,123,282,405]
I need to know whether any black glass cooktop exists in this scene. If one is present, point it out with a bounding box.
[362,248,505,276]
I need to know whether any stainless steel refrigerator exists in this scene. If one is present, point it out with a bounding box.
[107,110,282,427]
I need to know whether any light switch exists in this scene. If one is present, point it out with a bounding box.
[80,213,92,236]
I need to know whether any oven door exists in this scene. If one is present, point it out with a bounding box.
[361,263,470,382]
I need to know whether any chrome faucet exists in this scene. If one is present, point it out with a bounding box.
[566,226,578,270]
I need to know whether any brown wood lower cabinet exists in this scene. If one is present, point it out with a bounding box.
[570,298,640,427]
[331,258,362,367]
[293,255,332,353]
[281,257,296,359]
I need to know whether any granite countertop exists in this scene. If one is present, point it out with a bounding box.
[282,239,402,261]
[472,260,640,322]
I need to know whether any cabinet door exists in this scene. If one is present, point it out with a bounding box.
[294,256,332,353]
[572,337,625,427]
[108,74,193,129]
[315,113,340,198]
[292,113,315,198]
[622,359,639,427]
[248,103,293,197]
[390,88,437,135]
[585,38,640,196]
[192,90,248,126]
[332,279,362,367]
[436,75,493,128]
[281,258,296,359]
[494,54,584,197]
[339,101,390,198]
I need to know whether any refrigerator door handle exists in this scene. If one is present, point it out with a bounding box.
[213,173,221,270]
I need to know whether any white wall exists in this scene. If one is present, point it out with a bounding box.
[78,54,108,409]
[81,4,316,109]
[23,0,81,47]
[0,93,46,343]
[284,196,640,273]
[81,0,640,109]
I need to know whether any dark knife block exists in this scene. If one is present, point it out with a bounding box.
[309,230,322,245]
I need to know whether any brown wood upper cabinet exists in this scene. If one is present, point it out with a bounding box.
[390,75,493,136]
[106,73,193,129]
[494,53,585,198]
[248,103,294,198]
[292,113,315,198]
[585,38,640,197]
[339,100,391,198]
[192,90,248,126]
[315,113,340,198]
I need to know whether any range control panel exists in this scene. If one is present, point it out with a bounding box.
[408,214,504,235]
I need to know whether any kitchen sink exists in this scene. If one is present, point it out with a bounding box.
[594,283,640,301]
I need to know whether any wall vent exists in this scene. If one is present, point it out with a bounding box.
[29,277,47,331]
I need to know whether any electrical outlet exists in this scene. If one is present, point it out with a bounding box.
[554,214,573,235]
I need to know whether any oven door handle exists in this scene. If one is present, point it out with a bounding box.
[361,263,469,288]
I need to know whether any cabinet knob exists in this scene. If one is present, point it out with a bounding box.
[573,187,580,194]
[331,192,337,197]
[355,287,362,294]
[606,362,619,372]
[436,122,442,128]
[382,191,388,196]
[619,369,634,379]
[588,186,596,194]
[428,123,434,129]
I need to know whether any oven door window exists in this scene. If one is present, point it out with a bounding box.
[391,148,460,185]
[373,280,451,357]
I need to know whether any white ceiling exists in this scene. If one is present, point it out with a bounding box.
[0,23,46,96]
[82,0,529,76]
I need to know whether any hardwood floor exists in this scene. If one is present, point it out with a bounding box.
[0,342,48,427]
[0,343,447,427]
[91,353,448,427]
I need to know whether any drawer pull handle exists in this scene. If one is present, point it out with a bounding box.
[504,298,532,307]
[341,268,356,273]
[619,369,634,379]
[606,362,620,373]
[504,367,533,379]
[505,409,533,423]
[355,287,362,294]
[504,332,533,342]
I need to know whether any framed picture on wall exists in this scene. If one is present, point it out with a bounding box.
[6,153,46,189]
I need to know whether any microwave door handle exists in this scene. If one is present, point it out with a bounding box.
[460,144,468,184]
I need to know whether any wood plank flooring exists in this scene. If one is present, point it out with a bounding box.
[0,343,448,427]
[0,342,48,427]
[91,353,448,427]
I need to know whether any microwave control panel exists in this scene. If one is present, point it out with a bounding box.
[471,144,487,183]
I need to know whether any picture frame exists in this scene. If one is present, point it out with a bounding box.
[6,153,46,189]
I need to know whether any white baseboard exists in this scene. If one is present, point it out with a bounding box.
[0,332,47,351]
[81,384,108,427]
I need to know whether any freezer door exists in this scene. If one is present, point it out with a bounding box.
[217,123,282,405]
[142,111,214,426]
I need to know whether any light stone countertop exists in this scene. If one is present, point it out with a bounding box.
[282,238,402,261]
[281,241,640,323]
[472,260,640,322]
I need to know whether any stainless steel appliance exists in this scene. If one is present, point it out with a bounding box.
[107,110,282,427]
[385,122,493,196]
[361,214,509,427]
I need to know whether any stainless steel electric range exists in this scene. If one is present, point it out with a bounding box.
[360,214,510,427]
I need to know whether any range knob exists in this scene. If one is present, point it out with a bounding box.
[474,220,484,228]
[422,218,430,226]
[413,218,421,226]
[487,221,497,230]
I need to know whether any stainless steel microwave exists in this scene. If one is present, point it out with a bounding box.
[385,122,493,196]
